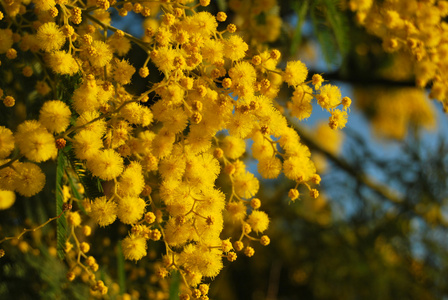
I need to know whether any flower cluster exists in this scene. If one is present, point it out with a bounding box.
[354,87,436,140]
[0,0,350,297]
[347,0,448,111]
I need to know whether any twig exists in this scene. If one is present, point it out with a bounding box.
[0,207,69,244]
[289,118,404,204]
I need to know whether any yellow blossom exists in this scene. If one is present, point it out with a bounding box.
[0,190,15,210]
[90,196,118,227]
[0,29,13,54]
[15,120,57,163]
[283,60,308,86]
[117,196,146,224]
[14,162,46,197]
[0,126,15,159]
[86,149,124,180]
[223,35,248,61]
[39,100,71,133]
[247,210,270,233]
[221,136,246,159]
[122,235,147,261]
[46,51,79,75]
[36,22,66,52]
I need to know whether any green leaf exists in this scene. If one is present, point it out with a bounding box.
[117,243,126,295]
[57,73,82,105]
[56,151,68,260]
[63,148,103,200]
[66,166,87,215]
[309,0,351,67]
[290,0,310,55]
[310,2,339,66]
[322,0,350,57]
[169,270,180,300]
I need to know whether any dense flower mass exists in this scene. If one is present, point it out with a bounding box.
[0,0,353,298]
[348,0,448,111]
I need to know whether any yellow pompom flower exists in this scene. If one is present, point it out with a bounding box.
[329,109,348,129]
[120,102,144,124]
[185,128,213,155]
[349,0,373,11]
[201,39,224,64]
[227,112,254,138]
[0,126,15,159]
[0,190,15,210]
[150,47,177,75]
[156,106,188,134]
[312,74,324,89]
[258,156,282,179]
[283,155,316,182]
[36,22,66,52]
[260,50,278,70]
[283,60,308,86]
[233,171,259,199]
[117,162,145,197]
[0,29,13,54]
[67,211,82,227]
[289,85,314,120]
[314,121,343,154]
[122,234,147,261]
[278,127,302,154]
[164,185,195,217]
[181,244,223,278]
[3,95,15,107]
[73,130,103,160]
[185,11,218,38]
[39,100,71,133]
[86,149,124,180]
[184,153,220,189]
[46,51,79,75]
[288,188,299,201]
[72,79,101,114]
[34,0,56,11]
[108,34,131,56]
[85,40,113,68]
[113,59,135,85]
[117,196,146,224]
[151,128,176,158]
[229,61,256,96]
[75,111,107,135]
[195,188,226,216]
[0,163,18,191]
[247,210,270,233]
[90,196,118,227]
[159,155,186,181]
[164,218,196,246]
[221,136,246,159]
[120,102,153,126]
[15,120,57,163]
[157,85,185,105]
[195,213,224,243]
[155,26,173,47]
[14,162,46,197]
[223,35,248,61]
[226,201,247,221]
[317,84,342,110]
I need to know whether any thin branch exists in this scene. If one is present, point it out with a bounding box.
[0,207,69,244]
[290,118,404,204]
[310,70,418,88]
